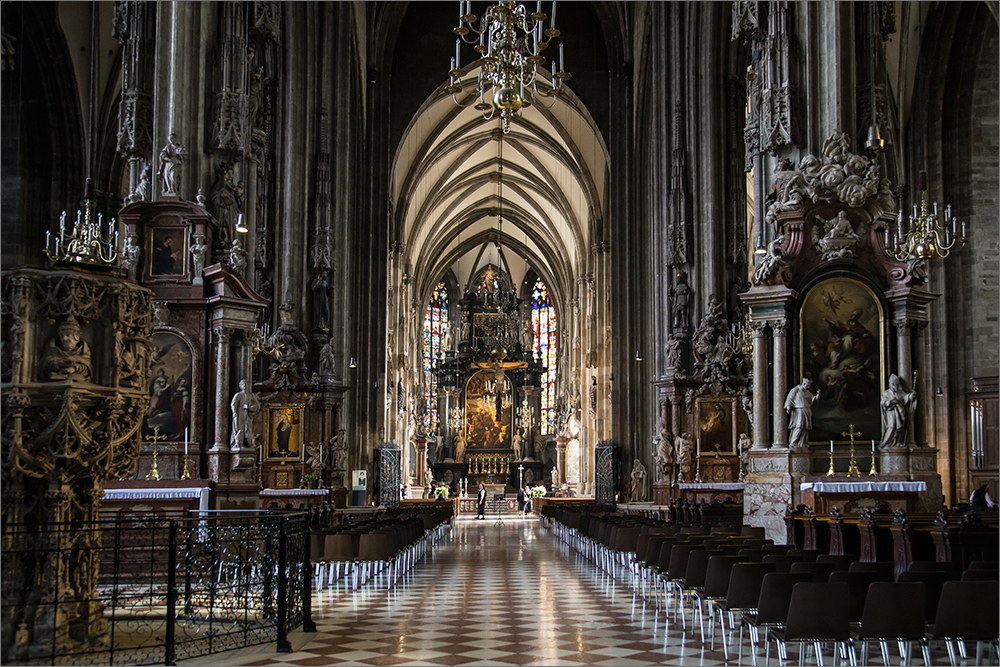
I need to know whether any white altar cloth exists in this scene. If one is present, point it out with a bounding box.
[101,486,210,513]
[800,481,927,493]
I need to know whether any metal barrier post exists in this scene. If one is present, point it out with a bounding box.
[165,520,178,666]
[276,519,290,652]
[302,522,316,633]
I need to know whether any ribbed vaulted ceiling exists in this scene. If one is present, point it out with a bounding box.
[393,62,608,313]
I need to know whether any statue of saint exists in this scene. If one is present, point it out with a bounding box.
[880,373,917,449]
[159,132,187,197]
[671,272,691,330]
[653,422,673,481]
[330,429,348,470]
[305,441,323,474]
[453,431,467,463]
[318,337,338,378]
[311,269,331,329]
[630,459,649,502]
[675,433,693,483]
[230,379,261,450]
[41,316,92,382]
[784,377,820,449]
[533,433,546,462]
[209,161,243,244]
[512,431,524,460]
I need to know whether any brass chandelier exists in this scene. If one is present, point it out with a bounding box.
[885,171,966,261]
[447,0,571,133]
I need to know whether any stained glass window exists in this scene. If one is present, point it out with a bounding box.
[423,282,449,433]
[531,279,558,434]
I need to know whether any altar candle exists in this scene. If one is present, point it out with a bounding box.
[830,440,834,453]
[184,428,189,457]
[871,439,875,452]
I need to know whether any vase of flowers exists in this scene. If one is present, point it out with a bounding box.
[302,473,318,489]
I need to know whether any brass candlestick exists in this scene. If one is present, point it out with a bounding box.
[842,424,862,478]
[145,426,166,481]
[181,455,192,480]
[868,440,878,476]
[826,446,836,477]
[693,444,703,483]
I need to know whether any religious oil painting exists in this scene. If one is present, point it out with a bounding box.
[799,278,884,444]
[265,405,304,461]
[142,332,193,441]
[148,226,186,277]
[696,398,736,454]
[464,369,512,450]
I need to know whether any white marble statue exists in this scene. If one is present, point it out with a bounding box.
[230,379,261,450]
[879,373,917,449]
[630,459,649,502]
[784,377,820,449]
[512,431,524,460]
[159,132,187,197]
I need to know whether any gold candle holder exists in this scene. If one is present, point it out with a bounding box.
[145,426,166,481]
[868,441,878,477]
[181,455,192,480]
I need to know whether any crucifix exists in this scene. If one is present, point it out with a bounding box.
[145,426,167,481]
[518,463,524,489]
[841,423,862,478]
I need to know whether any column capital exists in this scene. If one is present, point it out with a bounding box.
[213,326,232,343]
[751,320,769,336]
[771,320,789,336]
[892,316,916,332]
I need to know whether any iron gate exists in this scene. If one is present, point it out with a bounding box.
[595,440,620,506]
[375,444,401,508]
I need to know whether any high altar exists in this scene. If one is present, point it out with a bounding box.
[426,265,553,493]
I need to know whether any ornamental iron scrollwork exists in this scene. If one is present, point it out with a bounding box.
[594,440,619,506]
[375,444,401,509]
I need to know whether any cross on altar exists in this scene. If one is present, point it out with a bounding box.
[145,426,168,481]
[841,423,861,477]
[518,464,524,488]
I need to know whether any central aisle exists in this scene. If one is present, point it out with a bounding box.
[202,514,733,666]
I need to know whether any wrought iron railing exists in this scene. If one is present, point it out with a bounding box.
[2,510,313,666]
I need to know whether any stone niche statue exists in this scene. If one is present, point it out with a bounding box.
[453,431,467,463]
[230,379,261,450]
[159,132,187,197]
[318,336,338,379]
[305,441,323,475]
[675,432,693,483]
[330,429,348,470]
[738,432,752,481]
[512,431,524,460]
[40,315,92,382]
[311,269,331,330]
[209,161,243,245]
[653,422,673,482]
[630,459,649,502]
[533,433,546,462]
[879,373,917,449]
[784,377,820,449]
[671,271,692,330]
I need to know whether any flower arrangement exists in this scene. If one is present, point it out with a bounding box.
[434,484,449,499]
[302,473,318,488]
[531,484,546,497]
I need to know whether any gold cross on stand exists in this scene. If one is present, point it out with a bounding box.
[840,424,862,478]
[145,426,168,481]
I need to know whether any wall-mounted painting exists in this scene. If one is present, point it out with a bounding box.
[799,277,884,443]
[464,369,512,450]
[143,332,193,441]
[149,227,186,277]
[265,405,304,461]
[696,398,736,454]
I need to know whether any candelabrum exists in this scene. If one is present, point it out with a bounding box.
[868,447,878,477]
[45,182,119,266]
[145,426,166,481]
[885,170,966,261]
[447,0,572,133]
[448,406,466,432]
[517,397,536,431]
[826,447,836,477]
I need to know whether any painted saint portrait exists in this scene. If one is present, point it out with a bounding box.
[266,406,303,460]
[142,332,193,440]
[149,227,186,276]
[800,278,884,443]
[464,370,512,450]
[697,398,736,454]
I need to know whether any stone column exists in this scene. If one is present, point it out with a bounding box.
[772,320,789,448]
[554,438,568,486]
[444,387,460,460]
[211,326,232,453]
[912,321,928,447]
[894,316,913,387]
[751,320,769,449]
[413,437,428,495]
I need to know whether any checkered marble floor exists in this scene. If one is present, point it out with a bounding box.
[178,515,922,666]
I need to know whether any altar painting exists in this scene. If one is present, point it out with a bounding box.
[464,370,512,450]
[799,278,884,443]
[143,332,192,440]
[265,405,304,461]
[149,227,186,276]
[697,398,736,454]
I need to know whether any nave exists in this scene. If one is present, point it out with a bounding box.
[188,514,743,667]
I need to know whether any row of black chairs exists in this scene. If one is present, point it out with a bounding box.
[310,508,452,590]
[548,507,999,665]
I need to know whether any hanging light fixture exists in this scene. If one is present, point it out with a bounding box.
[885,170,966,261]
[46,5,118,266]
[865,1,884,152]
[447,0,571,134]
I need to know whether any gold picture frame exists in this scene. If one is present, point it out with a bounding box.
[696,397,737,454]
[798,277,885,444]
[265,404,304,461]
